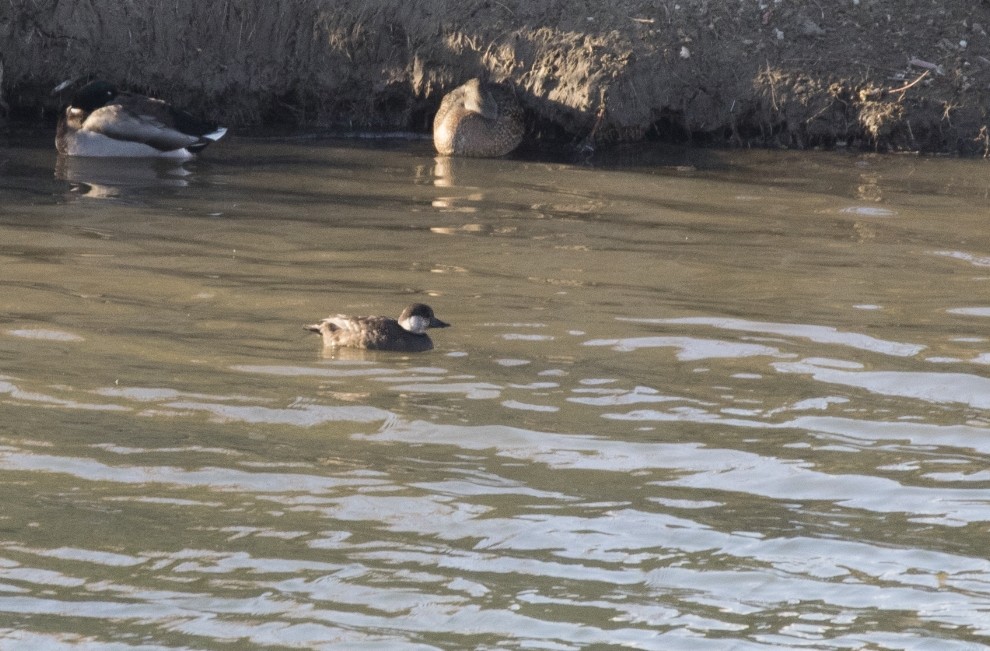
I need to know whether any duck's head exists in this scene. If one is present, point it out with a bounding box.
[67,80,118,113]
[458,79,495,119]
[398,303,450,334]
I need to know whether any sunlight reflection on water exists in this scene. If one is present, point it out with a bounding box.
[1,139,990,648]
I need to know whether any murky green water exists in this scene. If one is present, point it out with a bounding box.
[1,132,989,649]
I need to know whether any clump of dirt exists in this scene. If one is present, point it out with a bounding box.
[1,0,988,155]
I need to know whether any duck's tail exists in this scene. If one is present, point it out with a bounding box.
[203,127,227,142]
[184,127,227,154]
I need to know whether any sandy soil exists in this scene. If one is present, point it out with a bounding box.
[1,0,988,155]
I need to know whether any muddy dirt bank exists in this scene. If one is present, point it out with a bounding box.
[2,0,989,155]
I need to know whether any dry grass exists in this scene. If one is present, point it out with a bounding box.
[1,0,987,153]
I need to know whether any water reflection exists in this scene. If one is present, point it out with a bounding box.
[54,155,192,199]
[430,155,492,211]
[1,137,989,648]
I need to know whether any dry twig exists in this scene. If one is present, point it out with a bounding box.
[888,70,929,99]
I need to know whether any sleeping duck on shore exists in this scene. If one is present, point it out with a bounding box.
[433,79,524,158]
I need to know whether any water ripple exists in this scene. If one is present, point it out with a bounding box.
[620,317,926,357]
[3,142,989,648]
[775,358,990,409]
[584,336,789,359]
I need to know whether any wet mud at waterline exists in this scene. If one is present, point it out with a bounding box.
[2,0,990,155]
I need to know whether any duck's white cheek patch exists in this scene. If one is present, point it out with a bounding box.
[402,316,430,334]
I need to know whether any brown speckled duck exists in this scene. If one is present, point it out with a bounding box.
[433,79,524,158]
[305,303,450,353]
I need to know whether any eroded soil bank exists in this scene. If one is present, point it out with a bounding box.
[2,0,989,155]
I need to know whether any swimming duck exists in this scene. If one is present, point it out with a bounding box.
[56,80,226,158]
[305,303,450,353]
[433,79,524,157]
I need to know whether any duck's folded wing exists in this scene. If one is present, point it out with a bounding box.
[83,103,201,152]
[323,316,371,333]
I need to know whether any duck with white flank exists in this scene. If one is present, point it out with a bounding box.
[305,304,450,353]
[56,80,226,158]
